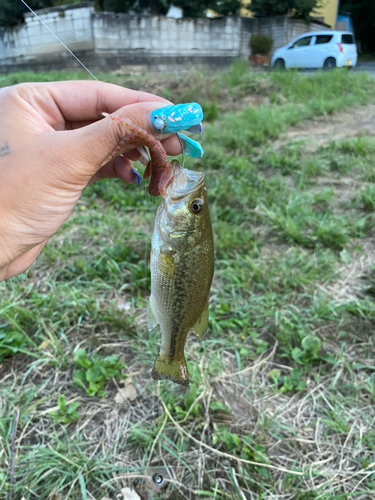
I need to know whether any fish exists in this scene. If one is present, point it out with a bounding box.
[148,160,214,386]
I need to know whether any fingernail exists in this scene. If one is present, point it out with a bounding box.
[151,103,203,134]
[137,146,150,162]
[177,133,204,158]
[131,167,142,185]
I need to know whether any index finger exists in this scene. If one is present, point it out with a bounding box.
[20,80,173,123]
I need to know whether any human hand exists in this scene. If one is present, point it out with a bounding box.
[0,81,203,281]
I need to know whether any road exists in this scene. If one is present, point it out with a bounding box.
[355,62,375,77]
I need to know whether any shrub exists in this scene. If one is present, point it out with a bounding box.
[250,35,273,55]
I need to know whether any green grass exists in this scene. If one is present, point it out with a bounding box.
[1,66,375,499]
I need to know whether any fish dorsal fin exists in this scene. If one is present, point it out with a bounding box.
[192,301,209,341]
[147,297,159,332]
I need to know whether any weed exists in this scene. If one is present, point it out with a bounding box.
[50,395,81,424]
[73,349,125,397]
[360,184,375,210]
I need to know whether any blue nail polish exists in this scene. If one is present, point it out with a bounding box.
[131,168,141,185]
[151,103,203,134]
[177,133,204,159]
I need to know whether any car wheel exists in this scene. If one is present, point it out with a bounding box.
[323,57,336,70]
[274,58,285,70]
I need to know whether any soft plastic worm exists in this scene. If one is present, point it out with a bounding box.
[103,113,174,197]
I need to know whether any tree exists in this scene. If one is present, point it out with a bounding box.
[0,0,45,27]
[102,0,243,17]
[339,0,375,53]
[208,0,243,16]
[0,0,81,28]
[102,0,172,16]
[250,0,323,21]
[0,0,243,27]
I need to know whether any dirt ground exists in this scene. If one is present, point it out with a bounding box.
[277,103,375,146]
[278,103,375,303]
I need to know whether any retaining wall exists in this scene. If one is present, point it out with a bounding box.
[0,3,328,73]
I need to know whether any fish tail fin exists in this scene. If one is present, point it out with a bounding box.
[152,355,189,387]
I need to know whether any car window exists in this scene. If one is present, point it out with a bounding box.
[290,36,312,49]
[342,34,354,44]
[315,35,333,45]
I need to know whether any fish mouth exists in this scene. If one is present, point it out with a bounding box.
[167,167,205,199]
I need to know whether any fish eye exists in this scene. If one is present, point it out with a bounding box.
[189,198,204,214]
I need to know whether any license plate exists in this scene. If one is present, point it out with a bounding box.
[346,59,350,65]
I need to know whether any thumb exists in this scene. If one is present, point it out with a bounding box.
[63,101,170,182]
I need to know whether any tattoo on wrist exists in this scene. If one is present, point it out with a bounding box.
[0,141,10,157]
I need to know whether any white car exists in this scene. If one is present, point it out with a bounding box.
[271,31,357,70]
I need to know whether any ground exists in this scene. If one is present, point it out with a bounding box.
[1,66,375,500]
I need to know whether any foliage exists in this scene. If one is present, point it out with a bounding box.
[50,395,81,424]
[73,349,125,397]
[101,0,242,16]
[101,0,171,15]
[0,321,29,361]
[251,0,323,21]
[0,0,43,27]
[340,0,375,53]
[0,0,242,27]
[0,0,80,28]
[250,34,273,55]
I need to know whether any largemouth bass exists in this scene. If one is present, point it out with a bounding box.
[148,160,214,386]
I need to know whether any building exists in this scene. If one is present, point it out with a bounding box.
[313,0,339,29]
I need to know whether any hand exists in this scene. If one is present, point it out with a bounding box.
[0,81,195,281]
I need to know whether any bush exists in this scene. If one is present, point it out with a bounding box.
[250,35,273,55]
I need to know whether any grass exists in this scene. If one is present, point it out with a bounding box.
[1,66,375,499]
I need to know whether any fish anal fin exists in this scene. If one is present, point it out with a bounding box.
[192,301,209,342]
[152,355,189,387]
[147,298,159,332]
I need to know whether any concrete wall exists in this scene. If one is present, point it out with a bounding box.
[0,3,329,73]
[0,3,94,64]
[252,16,328,53]
[93,13,245,57]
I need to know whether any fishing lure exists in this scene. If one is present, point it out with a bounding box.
[102,113,174,197]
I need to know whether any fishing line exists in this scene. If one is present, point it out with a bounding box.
[177,133,186,169]
[20,0,98,81]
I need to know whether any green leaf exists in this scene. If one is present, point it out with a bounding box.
[232,434,241,446]
[209,401,231,414]
[73,369,87,389]
[292,347,304,363]
[86,366,101,383]
[57,395,66,412]
[74,349,92,369]
[340,249,351,263]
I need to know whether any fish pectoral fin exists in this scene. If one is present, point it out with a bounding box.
[192,301,209,342]
[147,298,159,332]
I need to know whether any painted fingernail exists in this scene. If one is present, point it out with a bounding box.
[131,167,142,185]
[177,133,204,158]
[151,103,203,134]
